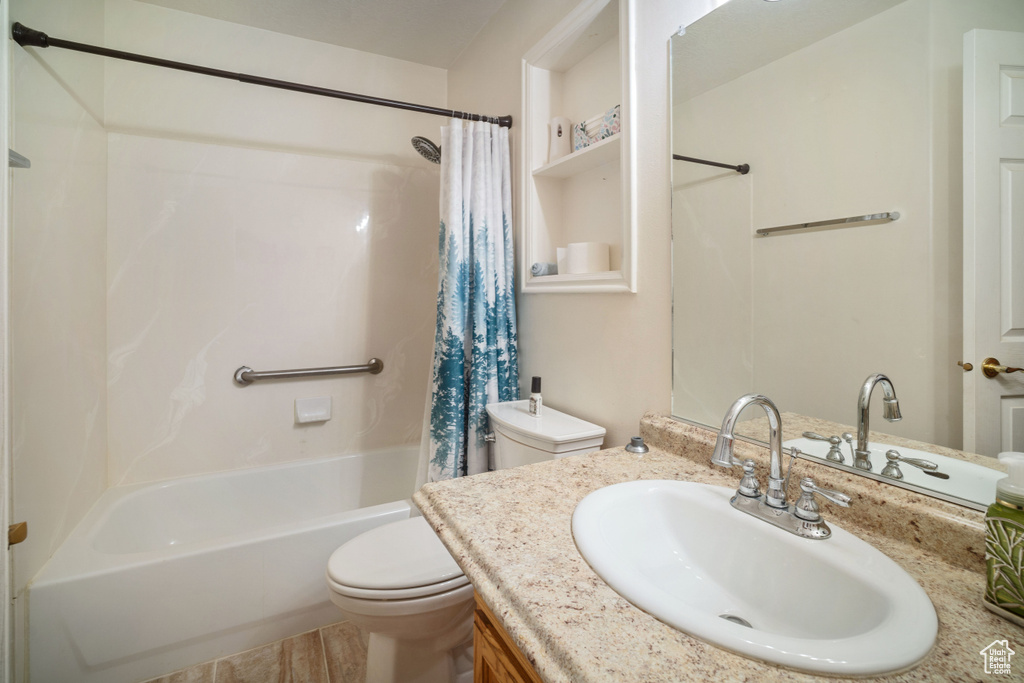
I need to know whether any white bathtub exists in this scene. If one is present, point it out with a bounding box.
[28,446,419,683]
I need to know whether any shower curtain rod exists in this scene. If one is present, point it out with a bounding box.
[11,22,513,128]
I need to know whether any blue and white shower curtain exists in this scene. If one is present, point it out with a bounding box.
[419,119,518,483]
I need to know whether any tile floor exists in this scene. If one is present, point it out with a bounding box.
[142,621,368,683]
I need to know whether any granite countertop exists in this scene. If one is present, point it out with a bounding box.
[413,413,1024,683]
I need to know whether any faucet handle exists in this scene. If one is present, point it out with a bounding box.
[880,449,939,480]
[737,459,760,498]
[885,449,937,470]
[802,431,831,441]
[825,436,845,463]
[841,432,855,461]
[794,477,851,522]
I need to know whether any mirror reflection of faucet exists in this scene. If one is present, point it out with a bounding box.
[855,373,902,471]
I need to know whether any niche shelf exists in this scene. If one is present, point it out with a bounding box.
[520,0,636,294]
[532,133,621,178]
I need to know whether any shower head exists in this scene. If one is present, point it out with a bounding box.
[412,136,441,164]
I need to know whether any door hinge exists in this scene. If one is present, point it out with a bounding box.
[8,522,27,546]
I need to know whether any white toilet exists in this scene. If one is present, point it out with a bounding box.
[325,399,605,683]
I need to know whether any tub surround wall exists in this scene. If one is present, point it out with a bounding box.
[9,0,109,607]
[103,0,445,485]
[415,413,1015,681]
[106,133,438,485]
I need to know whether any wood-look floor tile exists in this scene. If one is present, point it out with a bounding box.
[215,630,327,683]
[141,661,216,683]
[320,621,369,683]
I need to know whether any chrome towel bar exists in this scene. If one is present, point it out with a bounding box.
[755,211,899,237]
[234,359,383,386]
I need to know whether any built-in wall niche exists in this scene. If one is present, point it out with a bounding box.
[520,0,636,293]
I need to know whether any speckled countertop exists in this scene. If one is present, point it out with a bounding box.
[413,413,1024,682]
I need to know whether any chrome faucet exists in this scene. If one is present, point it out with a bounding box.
[854,373,902,471]
[711,394,788,509]
[712,393,850,539]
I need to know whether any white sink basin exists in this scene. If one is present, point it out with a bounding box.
[572,481,937,676]
[785,437,1001,506]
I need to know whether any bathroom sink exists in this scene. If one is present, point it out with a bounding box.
[572,481,937,676]
[785,437,1001,506]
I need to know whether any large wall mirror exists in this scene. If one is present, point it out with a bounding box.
[670,0,1024,509]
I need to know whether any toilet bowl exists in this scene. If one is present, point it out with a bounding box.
[325,400,605,683]
[327,516,475,683]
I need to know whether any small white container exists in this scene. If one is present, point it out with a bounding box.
[566,242,610,274]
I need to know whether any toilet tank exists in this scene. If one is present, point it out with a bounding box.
[485,400,605,470]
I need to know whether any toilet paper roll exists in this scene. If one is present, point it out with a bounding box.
[556,247,568,274]
[548,117,571,163]
[566,242,610,274]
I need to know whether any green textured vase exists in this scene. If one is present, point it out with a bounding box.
[985,504,1024,626]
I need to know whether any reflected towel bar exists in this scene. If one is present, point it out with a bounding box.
[234,359,383,386]
[8,149,30,168]
[673,153,749,174]
[755,212,900,237]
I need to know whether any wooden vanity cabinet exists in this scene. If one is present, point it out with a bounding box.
[473,592,543,683]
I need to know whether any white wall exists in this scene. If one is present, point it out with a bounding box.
[9,0,108,612]
[103,0,446,485]
[672,0,1024,448]
[447,0,719,449]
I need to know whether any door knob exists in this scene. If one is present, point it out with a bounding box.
[982,357,1024,378]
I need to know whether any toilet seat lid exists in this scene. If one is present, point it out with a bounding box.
[327,516,464,590]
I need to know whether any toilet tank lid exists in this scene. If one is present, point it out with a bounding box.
[485,400,606,444]
[327,516,463,590]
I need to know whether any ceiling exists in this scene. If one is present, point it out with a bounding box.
[137,0,509,69]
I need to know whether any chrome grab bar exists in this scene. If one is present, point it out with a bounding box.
[234,358,383,385]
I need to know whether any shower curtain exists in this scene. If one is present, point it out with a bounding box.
[418,119,518,484]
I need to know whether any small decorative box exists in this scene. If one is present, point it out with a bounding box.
[572,104,621,152]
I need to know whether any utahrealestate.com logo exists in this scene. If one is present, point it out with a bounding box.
[981,640,1015,675]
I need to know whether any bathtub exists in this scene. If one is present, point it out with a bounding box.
[27,446,419,683]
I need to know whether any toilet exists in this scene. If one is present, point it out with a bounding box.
[325,399,605,683]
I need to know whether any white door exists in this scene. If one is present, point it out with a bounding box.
[964,29,1024,456]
